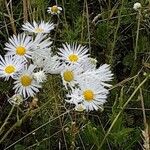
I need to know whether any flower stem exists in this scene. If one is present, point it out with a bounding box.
[134,11,141,60]
[98,76,148,149]
[0,97,55,144]
[0,105,15,136]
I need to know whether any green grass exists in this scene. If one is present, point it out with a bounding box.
[0,0,150,149]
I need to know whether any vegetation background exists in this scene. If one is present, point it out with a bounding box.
[0,0,150,149]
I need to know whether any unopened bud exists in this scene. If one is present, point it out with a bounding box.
[133,2,142,11]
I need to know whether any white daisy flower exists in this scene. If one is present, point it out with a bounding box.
[32,33,52,50]
[8,94,23,106]
[32,48,52,68]
[78,64,113,87]
[32,54,45,68]
[0,55,25,80]
[31,34,53,68]
[13,64,41,98]
[33,70,47,83]
[66,80,109,111]
[22,20,54,34]
[43,55,64,74]
[133,2,142,11]
[81,57,97,71]
[57,43,89,65]
[65,88,82,105]
[61,64,83,89]
[4,34,33,61]
[47,5,62,15]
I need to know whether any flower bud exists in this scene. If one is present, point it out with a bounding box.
[133,2,142,11]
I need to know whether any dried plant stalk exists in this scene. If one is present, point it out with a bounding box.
[142,123,150,150]
[5,0,16,35]
[23,0,28,22]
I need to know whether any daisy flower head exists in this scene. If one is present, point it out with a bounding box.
[13,64,41,98]
[32,48,52,68]
[22,20,54,34]
[61,64,83,89]
[47,5,62,15]
[78,64,113,87]
[81,57,97,71]
[4,33,33,61]
[0,55,25,80]
[31,34,53,68]
[33,70,47,83]
[66,88,82,105]
[58,43,89,65]
[32,33,52,51]
[32,54,46,68]
[43,55,64,74]
[66,79,109,111]
[133,2,142,11]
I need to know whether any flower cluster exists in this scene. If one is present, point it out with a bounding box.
[57,43,113,111]
[0,5,113,111]
[0,20,60,103]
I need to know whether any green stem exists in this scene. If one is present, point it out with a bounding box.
[85,0,91,53]
[4,110,72,150]
[0,97,54,144]
[0,105,15,135]
[109,0,124,64]
[0,110,31,144]
[134,11,141,60]
[138,77,147,128]
[98,76,148,149]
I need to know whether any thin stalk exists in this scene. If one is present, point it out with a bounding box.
[24,124,68,150]
[98,76,148,149]
[23,0,28,22]
[5,0,16,35]
[27,0,32,21]
[0,110,32,144]
[0,105,15,135]
[4,110,72,150]
[134,11,141,60]
[81,0,86,43]
[85,0,91,53]
[138,77,147,127]
[109,0,124,65]
[0,97,55,144]
[51,77,68,150]
[61,0,68,29]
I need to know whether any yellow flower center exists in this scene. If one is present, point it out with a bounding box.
[5,65,16,74]
[63,70,74,82]
[16,46,26,56]
[20,75,32,86]
[83,90,94,101]
[68,54,79,62]
[51,5,59,13]
[35,28,44,33]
